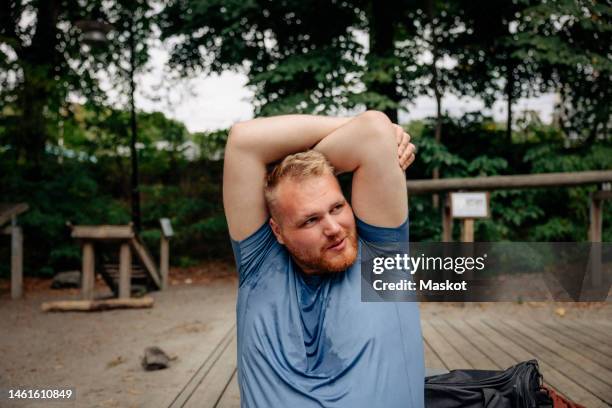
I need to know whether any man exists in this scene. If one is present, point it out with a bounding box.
[223,111,423,407]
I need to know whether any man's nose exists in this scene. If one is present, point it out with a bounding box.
[322,215,342,236]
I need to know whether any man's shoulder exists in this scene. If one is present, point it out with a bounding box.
[231,221,287,284]
[356,216,409,244]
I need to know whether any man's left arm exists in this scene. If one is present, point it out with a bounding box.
[313,110,415,227]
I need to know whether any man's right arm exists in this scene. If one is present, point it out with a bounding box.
[223,115,350,241]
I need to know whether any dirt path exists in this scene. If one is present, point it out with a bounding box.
[0,265,238,408]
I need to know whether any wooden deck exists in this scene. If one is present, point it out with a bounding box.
[166,309,612,408]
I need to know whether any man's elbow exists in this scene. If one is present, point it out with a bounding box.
[226,121,249,151]
[360,110,393,127]
[357,110,397,152]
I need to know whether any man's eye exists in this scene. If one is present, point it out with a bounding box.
[331,204,343,213]
[304,218,316,226]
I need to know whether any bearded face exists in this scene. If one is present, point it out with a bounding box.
[283,221,358,275]
[269,173,358,275]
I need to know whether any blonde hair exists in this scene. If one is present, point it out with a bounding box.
[264,150,335,217]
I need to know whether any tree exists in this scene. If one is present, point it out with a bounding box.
[362,0,401,122]
[515,0,611,143]
[445,0,542,141]
[158,0,365,116]
[0,0,154,176]
[398,0,461,167]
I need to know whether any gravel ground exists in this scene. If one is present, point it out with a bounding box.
[0,264,238,408]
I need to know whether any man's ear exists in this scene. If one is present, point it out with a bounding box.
[269,218,285,245]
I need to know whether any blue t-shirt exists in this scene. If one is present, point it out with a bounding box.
[231,217,424,408]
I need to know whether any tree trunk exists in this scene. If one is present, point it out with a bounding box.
[506,63,514,142]
[427,0,443,208]
[18,0,61,176]
[128,19,142,233]
[368,0,398,122]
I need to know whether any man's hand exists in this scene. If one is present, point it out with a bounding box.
[393,124,416,171]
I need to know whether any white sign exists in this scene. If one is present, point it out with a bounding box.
[450,192,489,218]
[160,218,174,237]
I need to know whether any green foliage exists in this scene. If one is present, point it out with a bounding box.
[0,0,156,168]
[158,0,364,115]
[0,152,131,277]
[406,113,612,243]
[514,0,611,142]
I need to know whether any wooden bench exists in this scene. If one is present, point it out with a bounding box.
[68,220,172,300]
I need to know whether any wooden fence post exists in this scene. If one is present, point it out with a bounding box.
[159,218,173,291]
[160,236,169,290]
[589,193,603,242]
[10,217,23,300]
[461,219,474,243]
[442,194,452,242]
[119,242,132,299]
[82,242,95,300]
[589,192,604,287]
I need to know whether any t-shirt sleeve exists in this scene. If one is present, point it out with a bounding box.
[230,220,279,286]
[356,216,409,244]
[357,216,414,301]
[357,216,410,274]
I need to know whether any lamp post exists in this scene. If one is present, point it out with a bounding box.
[76,17,142,232]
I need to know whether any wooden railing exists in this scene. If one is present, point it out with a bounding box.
[405,170,612,242]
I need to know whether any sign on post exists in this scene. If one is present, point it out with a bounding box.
[450,192,490,219]
[160,218,174,238]
[159,218,173,290]
[450,192,490,242]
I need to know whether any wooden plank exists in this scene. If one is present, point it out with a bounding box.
[407,170,612,194]
[147,317,238,408]
[184,336,238,408]
[168,326,235,408]
[71,225,134,240]
[10,223,23,299]
[0,203,28,226]
[82,242,95,300]
[430,318,497,369]
[503,319,612,387]
[423,338,447,370]
[466,319,606,408]
[160,236,169,290]
[130,237,161,289]
[119,243,131,299]
[524,320,612,369]
[461,219,474,242]
[41,296,154,312]
[421,320,470,369]
[596,318,612,331]
[556,319,612,350]
[485,319,612,405]
[446,318,517,370]
[216,370,240,408]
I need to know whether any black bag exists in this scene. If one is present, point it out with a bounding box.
[425,360,553,408]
